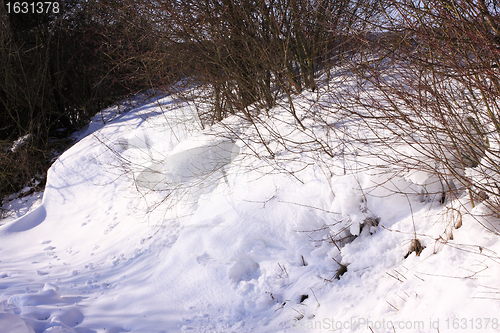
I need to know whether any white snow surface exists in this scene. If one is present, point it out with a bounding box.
[1,92,500,333]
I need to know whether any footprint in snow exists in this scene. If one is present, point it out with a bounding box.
[196,252,212,265]
[4,283,86,333]
[9,284,58,307]
[227,257,261,284]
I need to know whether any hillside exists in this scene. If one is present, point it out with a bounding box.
[1,86,500,333]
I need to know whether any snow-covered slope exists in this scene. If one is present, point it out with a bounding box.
[1,92,500,333]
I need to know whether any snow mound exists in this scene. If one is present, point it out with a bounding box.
[1,91,500,332]
[133,135,240,192]
[2,284,84,333]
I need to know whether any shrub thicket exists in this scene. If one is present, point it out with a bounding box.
[346,0,500,219]
[0,0,148,199]
[3,0,500,224]
[94,0,382,124]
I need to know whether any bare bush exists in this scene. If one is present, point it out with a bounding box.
[98,0,382,128]
[332,0,500,221]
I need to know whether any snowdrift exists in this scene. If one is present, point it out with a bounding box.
[0,91,500,333]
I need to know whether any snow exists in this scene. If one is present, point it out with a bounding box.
[1,89,500,333]
[10,134,34,153]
